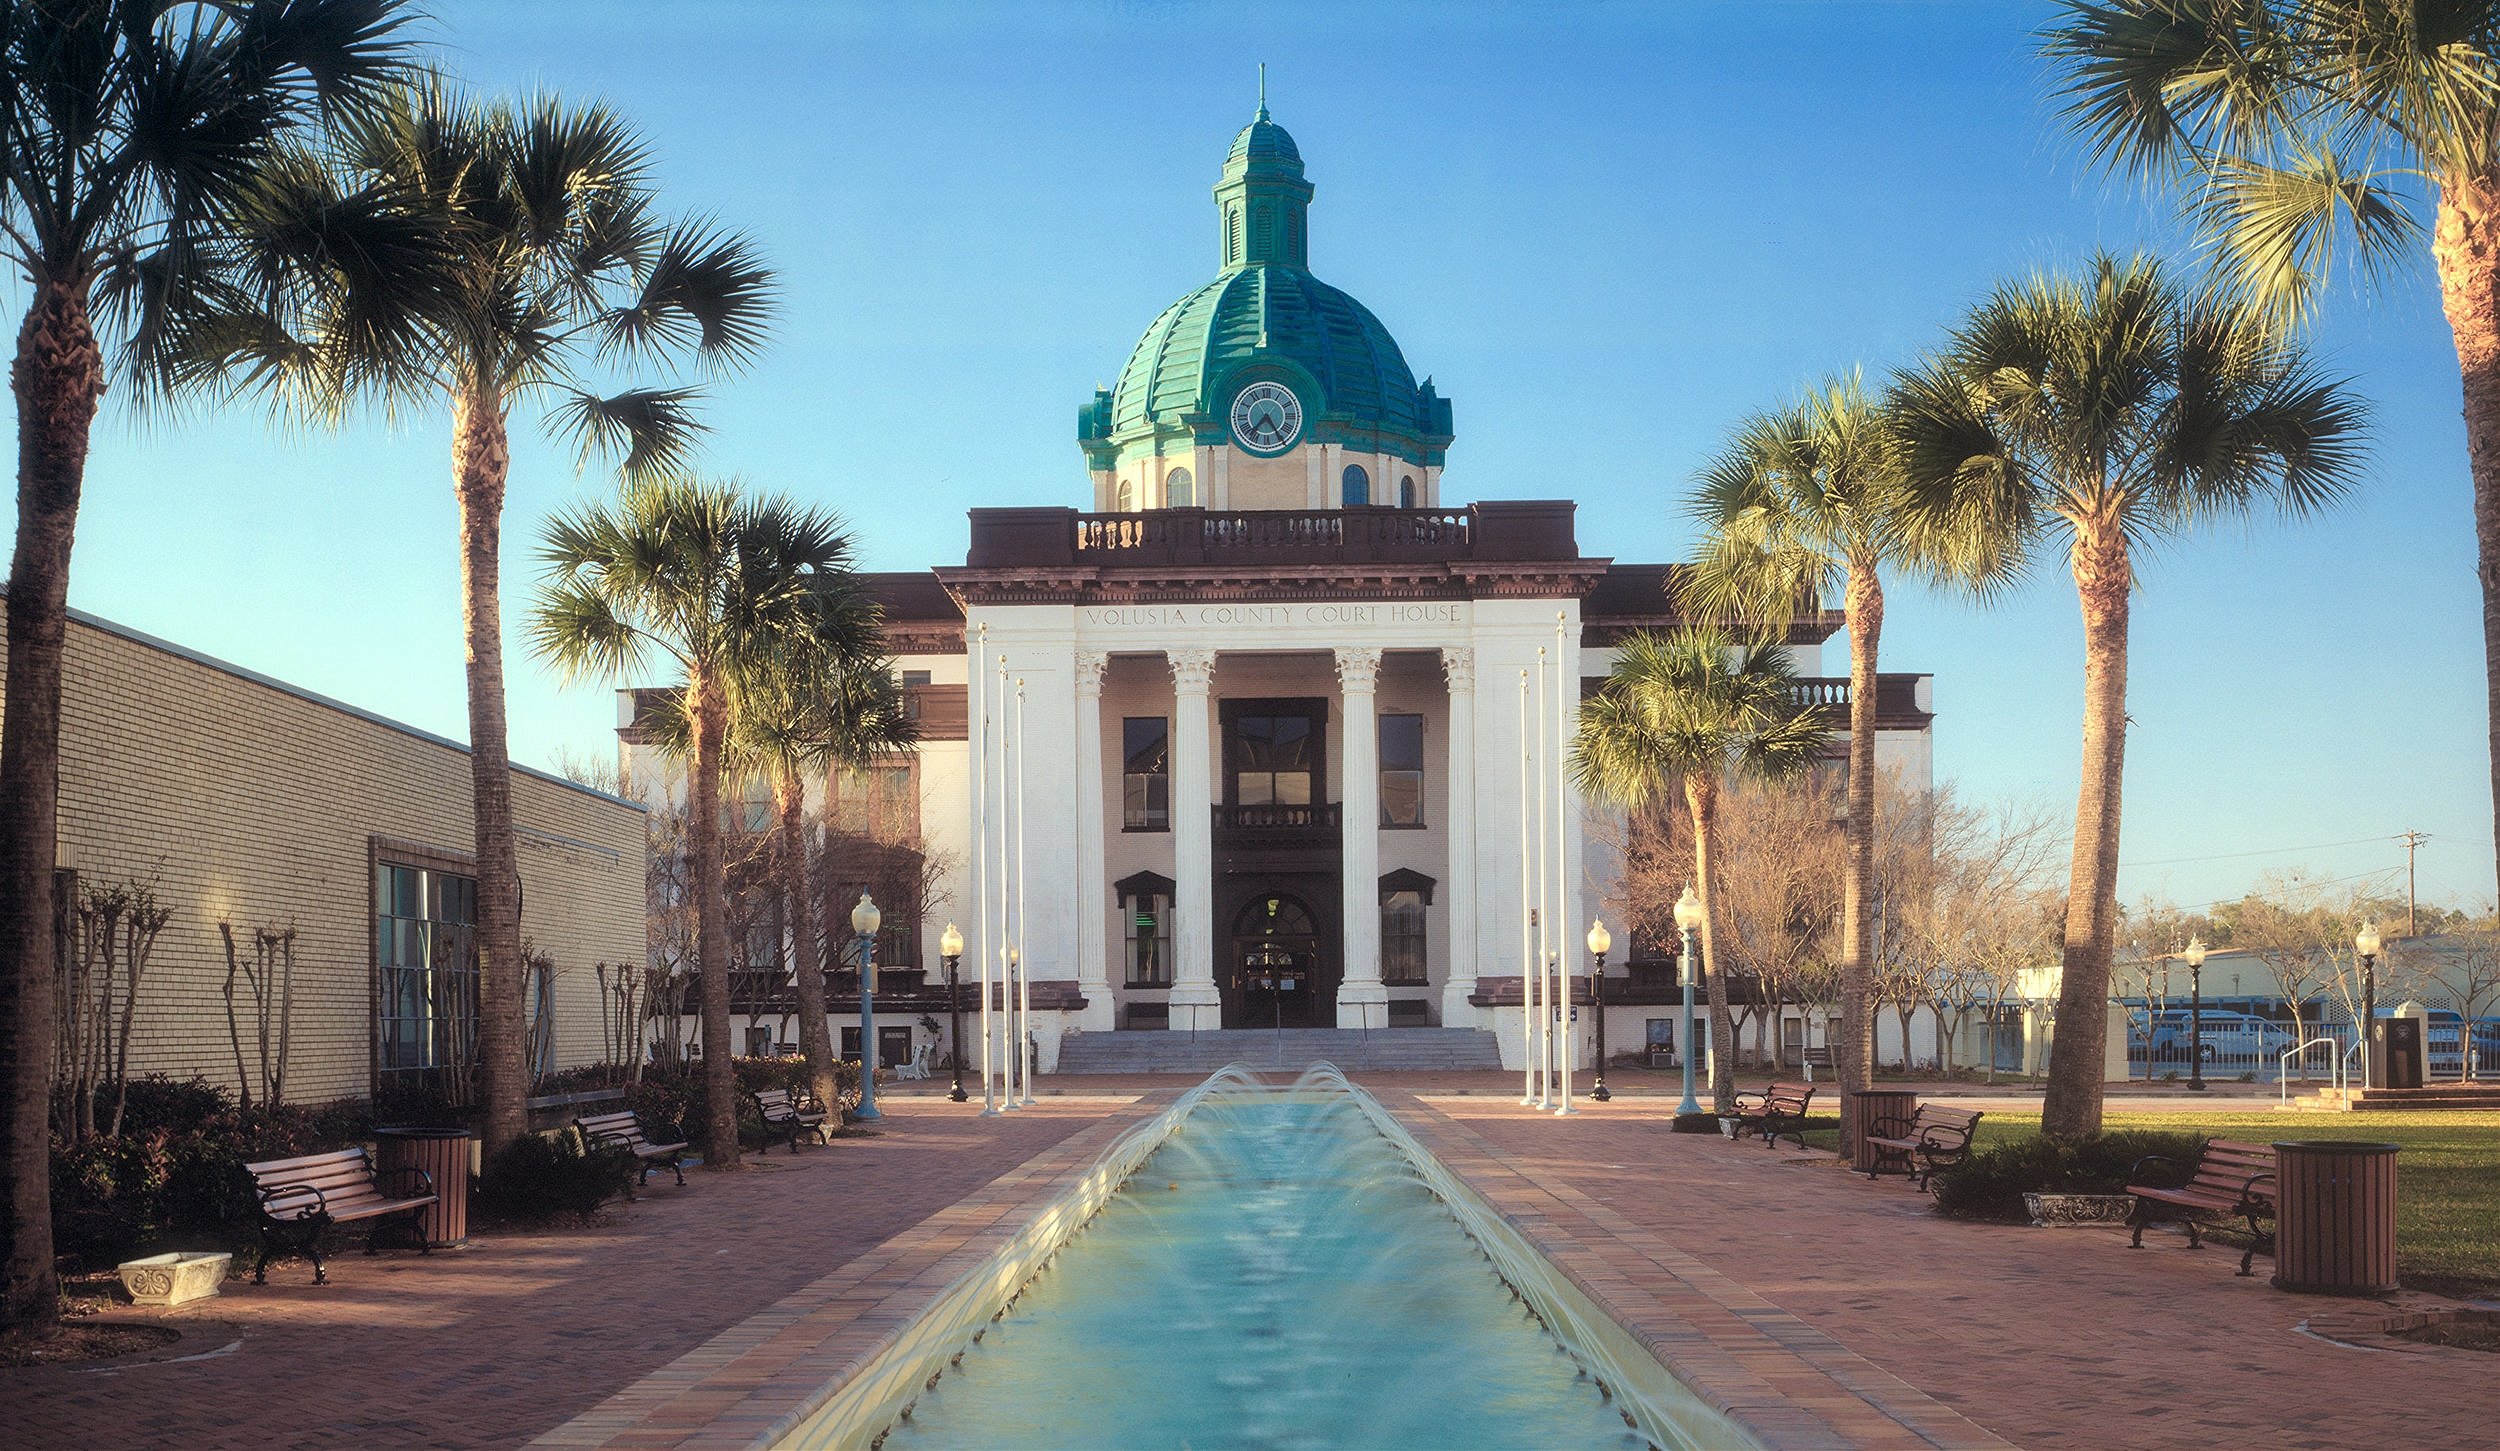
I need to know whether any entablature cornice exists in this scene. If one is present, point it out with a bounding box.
[935,560,1612,610]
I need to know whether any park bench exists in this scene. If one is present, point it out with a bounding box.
[752,1086,831,1153]
[246,1146,437,1285]
[2125,1137,2278,1276]
[1862,1104,1985,1190]
[576,1109,690,1193]
[1729,1081,1816,1149]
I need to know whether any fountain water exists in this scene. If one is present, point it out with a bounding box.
[779,1067,1752,1451]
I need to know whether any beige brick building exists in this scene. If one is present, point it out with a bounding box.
[3,594,646,1107]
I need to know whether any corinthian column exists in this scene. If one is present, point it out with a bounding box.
[1072,650,1114,1029]
[1167,647,1221,1031]
[1335,647,1387,1029]
[1439,646,1479,1026]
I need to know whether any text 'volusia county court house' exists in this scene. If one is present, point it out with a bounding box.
[622,101,1936,1073]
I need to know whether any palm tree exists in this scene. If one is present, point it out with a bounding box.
[1684,375,1919,1146]
[2041,1,2500,944]
[529,479,874,1170]
[183,79,773,1158]
[709,652,913,1120]
[1570,628,1831,1111]
[0,0,420,1338]
[1890,253,2367,1136]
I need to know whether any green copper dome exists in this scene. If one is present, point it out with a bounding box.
[1079,105,1453,475]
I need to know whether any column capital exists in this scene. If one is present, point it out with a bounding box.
[1074,650,1108,696]
[1333,646,1382,694]
[1439,646,1477,694]
[1168,647,1215,694]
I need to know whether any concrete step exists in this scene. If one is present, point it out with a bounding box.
[1055,1027,1503,1075]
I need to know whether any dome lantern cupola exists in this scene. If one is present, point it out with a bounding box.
[1215,73,1312,270]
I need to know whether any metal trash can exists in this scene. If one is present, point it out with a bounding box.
[2272,1140,2398,1295]
[374,1126,472,1248]
[1842,1089,1919,1173]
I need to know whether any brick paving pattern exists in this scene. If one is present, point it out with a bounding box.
[14,1076,2496,1449]
[1412,1095,2497,1451]
[8,1102,1113,1451]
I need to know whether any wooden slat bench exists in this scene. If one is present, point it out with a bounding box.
[246,1147,437,1285]
[752,1087,830,1153]
[1863,1104,1984,1189]
[576,1109,690,1193]
[2126,1137,2279,1276]
[1730,1081,1816,1149]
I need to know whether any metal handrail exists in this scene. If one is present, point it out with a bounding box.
[2278,1036,2346,1108]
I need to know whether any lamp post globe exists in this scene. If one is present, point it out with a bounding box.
[851,893,883,1121]
[2355,919,2381,1085]
[939,921,967,1104]
[2182,936,2207,1093]
[1586,919,1613,1102]
[1673,885,1705,1121]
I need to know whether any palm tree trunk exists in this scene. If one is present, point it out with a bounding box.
[0,276,102,1335]
[1838,559,1883,1146]
[689,671,741,1167]
[452,389,528,1160]
[2433,177,2500,914]
[1685,776,1738,1112]
[2042,523,2132,1138]
[778,770,839,1113]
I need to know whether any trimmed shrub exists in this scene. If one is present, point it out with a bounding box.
[623,1057,861,1148]
[1930,1129,2203,1222]
[473,1132,637,1225]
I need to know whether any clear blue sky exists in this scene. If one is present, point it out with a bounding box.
[52,1,2490,911]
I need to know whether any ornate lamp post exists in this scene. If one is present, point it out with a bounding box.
[2355,918,2382,1086]
[2182,936,2207,1093]
[851,893,883,1122]
[1587,918,1613,1102]
[1674,884,1705,1119]
[940,921,967,1104]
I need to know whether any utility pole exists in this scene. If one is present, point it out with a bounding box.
[2396,830,2430,937]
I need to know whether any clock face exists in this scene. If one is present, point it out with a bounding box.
[1229,381,1302,455]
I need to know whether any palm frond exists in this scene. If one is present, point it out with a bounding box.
[549,384,708,484]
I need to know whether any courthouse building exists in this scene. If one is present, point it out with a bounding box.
[626,102,1936,1070]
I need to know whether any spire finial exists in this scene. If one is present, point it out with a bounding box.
[1256,62,1268,121]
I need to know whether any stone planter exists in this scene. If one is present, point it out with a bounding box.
[117,1251,232,1306]
[2023,1193,2134,1228]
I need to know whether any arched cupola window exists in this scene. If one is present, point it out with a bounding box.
[1165,465,1195,507]
[1342,464,1370,506]
[1399,476,1417,508]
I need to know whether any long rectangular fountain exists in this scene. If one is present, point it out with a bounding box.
[780,1068,1754,1451]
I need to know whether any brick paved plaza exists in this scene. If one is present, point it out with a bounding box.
[11,1078,2495,1449]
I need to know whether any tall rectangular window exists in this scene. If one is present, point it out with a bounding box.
[829,762,916,838]
[1379,714,1425,827]
[1123,717,1169,831]
[1381,889,1427,983]
[375,862,478,1085]
[1229,713,1313,806]
[1127,894,1173,985]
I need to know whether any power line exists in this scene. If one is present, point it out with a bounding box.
[2175,864,2404,914]
[2119,834,2395,870]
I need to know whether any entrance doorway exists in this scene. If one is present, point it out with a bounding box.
[1229,893,1321,1029]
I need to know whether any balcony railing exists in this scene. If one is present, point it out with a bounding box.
[1214,802,1340,832]
[1791,675,1932,721]
[962,502,1580,570]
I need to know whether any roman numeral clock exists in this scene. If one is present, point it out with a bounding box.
[1229,381,1302,455]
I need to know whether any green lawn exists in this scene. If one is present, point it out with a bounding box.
[1922,1110,2500,1296]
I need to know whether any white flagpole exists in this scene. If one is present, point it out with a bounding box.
[1555,611,1576,1116]
[996,653,1018,1111]
[974,625,996,1114]
[1016,676,1035,1105]
[1518,667,1535,1106]
[1533,645,1552,1109]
